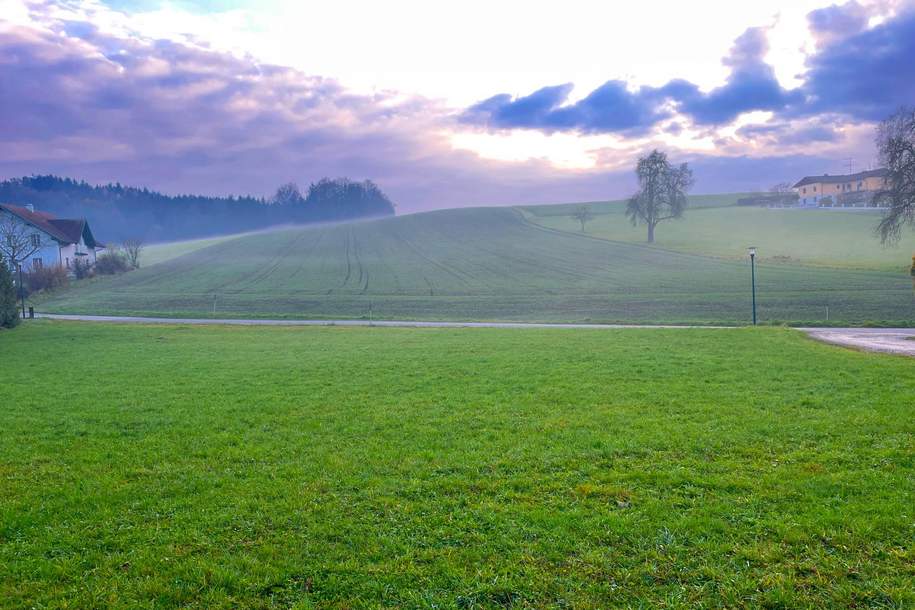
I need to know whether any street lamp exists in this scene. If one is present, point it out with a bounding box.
[748,247,757,325]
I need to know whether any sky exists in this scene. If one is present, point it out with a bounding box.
[1,0,914,211]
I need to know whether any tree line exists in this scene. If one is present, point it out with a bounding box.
[0,175,396,244]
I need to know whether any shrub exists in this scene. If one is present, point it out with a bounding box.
[0,256,18,328]
[95,251,131,275]
[73,258,94,279]
[26,264,69,294]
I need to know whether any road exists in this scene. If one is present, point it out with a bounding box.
[34,314,915,357]
[799,327,915,357]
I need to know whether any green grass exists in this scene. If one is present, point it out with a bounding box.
[36,206,915,325]
[523,199,915,272]
[1,322,913,608]
[141,234,242,267]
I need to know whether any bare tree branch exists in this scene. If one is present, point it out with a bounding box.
[874,107,915,244]
[0,212,50,266]
[122,238,144,269]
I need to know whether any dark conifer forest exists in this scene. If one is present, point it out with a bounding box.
[0,175,396,243]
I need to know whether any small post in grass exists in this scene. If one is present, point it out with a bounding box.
[748,247,757,325]
[17,263,25,320]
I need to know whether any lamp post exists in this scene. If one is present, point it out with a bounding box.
[748,247,757,325]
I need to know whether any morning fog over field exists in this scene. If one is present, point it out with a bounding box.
[1,1,914,608]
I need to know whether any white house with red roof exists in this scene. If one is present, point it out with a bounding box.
[0,203,104,272]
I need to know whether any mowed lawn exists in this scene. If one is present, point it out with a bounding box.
[1,322,913,608]
[36,207,915,325]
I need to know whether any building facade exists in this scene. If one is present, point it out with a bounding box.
[792,169,888,207]
[0,203,103,272]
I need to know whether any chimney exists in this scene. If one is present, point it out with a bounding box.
[25,204,34,213]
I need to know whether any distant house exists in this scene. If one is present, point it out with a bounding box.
[792,169,888,207]
[0,203,103,272]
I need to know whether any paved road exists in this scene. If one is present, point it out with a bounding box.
[800,327,915,357]
[34,314,915,356]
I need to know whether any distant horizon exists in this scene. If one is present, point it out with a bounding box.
[2,0,913,212]
[1,172,766,214]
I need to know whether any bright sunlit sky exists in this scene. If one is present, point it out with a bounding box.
[1,0,914,209]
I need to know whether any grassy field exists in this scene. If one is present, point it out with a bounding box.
[1,321,913,607]
[141,234,241,267]
[523,199,915,272]
[36,203,915,325]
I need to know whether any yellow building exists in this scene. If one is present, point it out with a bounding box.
[793,169,888,207]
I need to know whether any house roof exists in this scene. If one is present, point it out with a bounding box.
[0,203,99,247]
[793,168,888,188]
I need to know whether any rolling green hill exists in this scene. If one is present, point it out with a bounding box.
[141,234,241,267]
[524,197,915,271]
[37,201,915,325]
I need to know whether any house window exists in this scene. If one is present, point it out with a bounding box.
[32,258,42,269]
[30,234,41,247]
[802,187,806,194]
[813,186,817,192]
[65,257,70,269]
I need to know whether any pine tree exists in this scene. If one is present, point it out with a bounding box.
[0,255,20,328]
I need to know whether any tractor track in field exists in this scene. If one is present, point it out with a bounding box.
[340,229,353,289]
[219,231,310,293]
[286,229,327,283]
[351,228,370,294]
[393,229,474,286]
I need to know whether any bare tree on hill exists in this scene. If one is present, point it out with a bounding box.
[626,150,694,243]
[572,205,594,232]
[123,238,144,269]
[272,182,304,206]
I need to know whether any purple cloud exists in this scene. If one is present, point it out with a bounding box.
[0,3,872,212]
[736,121,839,145]
[462,7,915,135]
[462,25,800,133]
[799,7,915,121]
[463,81,671,135]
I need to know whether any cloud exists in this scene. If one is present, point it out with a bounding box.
[0,9,638,209]
[799,6,915,121]
[0,0,883,213]
[463,6,915,135]
[671,27,802,125]
[462,81,670,135]
[736,121,840,145]
[462,25,801,134]
[806,1,871,46]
